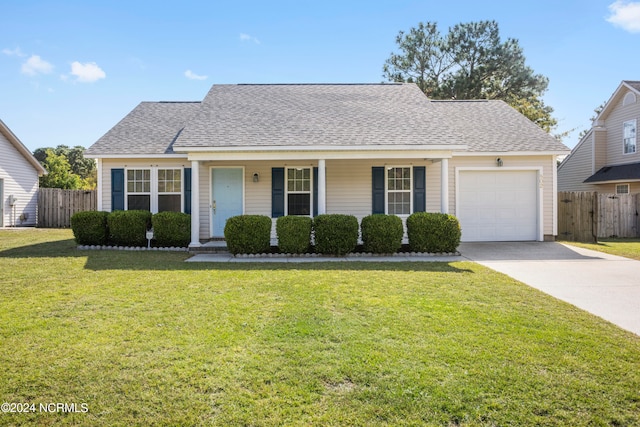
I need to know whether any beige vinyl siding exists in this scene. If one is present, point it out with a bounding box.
[200,159,434,239]
[594,129,608,171]
[557,134,598,192]
[450,155,558,238]
[425,161,442,212]
[0,132,39,227]
[325,160,371,218]
[590,182,640,194]
[605,88,640,165]
[99,159,191,213]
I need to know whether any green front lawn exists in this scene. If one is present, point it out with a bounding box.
[564,238,640,261]
[1,229,639,426]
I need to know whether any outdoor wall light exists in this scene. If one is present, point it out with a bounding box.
[253,173,260,182]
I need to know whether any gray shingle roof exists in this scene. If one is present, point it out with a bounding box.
[584,162,640,183]
[624,80,640,92]
[85,101,201,156]
[85,83,569,155]
[174,83,451,149]
[428,99,568,152]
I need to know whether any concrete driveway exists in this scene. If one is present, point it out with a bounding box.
[460,242,640,336]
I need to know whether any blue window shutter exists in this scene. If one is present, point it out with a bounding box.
[272,168,285,218]
[111,168,124,211]
[413,166,426,212]
[184,168,192,214]
[372,167,385,214]
[313,167,318,217]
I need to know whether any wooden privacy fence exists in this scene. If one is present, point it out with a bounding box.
[38,188,97,228]
[558,192,640,242]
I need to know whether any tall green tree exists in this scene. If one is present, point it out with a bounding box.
[38,149,84,189]
[383,20,558,133]
[34,145,96,189]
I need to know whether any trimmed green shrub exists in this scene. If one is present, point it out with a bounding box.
[70,210,109,245]
[407,212,461,253]
[276,216,312,254]
[224,215,272,255]
[107,210,152,247]
[313,214,358,256]
[152,212,191,247]
[361,214,403,254]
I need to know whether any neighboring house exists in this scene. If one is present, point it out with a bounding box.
[558,80,640,194]
[85,83,569,245]
[0,119,46,227]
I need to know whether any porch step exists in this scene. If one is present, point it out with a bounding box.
[189,240,230,254]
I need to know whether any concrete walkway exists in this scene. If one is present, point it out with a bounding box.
[460,242,640,336]
[186,252,463,263]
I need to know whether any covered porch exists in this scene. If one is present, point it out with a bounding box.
[186,149,459,248]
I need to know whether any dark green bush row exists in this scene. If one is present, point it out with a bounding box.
[71,210,191,247]
[224,212,461,255]
[224,215,272,255]
[108,210,152,247]
[361,214,403,254]
[407,212,461,253]
[70,211,109,245]
[276,216,312,254]
[152,212,191,248]
[313,214,359,256]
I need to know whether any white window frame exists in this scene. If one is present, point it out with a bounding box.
[616,183,630,194]
[157,168,183,213]
[285,167,313,216]
[385,166,413,216]
[125,168,151,211]
[125,168,185,213]
[623,119,636,155]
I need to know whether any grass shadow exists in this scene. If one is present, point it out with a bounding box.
[0,239,472,273]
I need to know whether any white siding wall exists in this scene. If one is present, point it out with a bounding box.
[605,88,640,166]
[0,133,39,227]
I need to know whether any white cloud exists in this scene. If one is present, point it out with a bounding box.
[240,33,261,44]
[21,55,54,75]
[70,61,106,83]
[607,1,640,33]
[184,69,208,80]
[2,47,25,57]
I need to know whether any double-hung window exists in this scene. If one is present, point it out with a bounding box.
[125,168,183,212]
[126,169,151,211]
[623,120,636,154]
[158,169,182,212]
[286,167,311,215]
[387,167,412,215]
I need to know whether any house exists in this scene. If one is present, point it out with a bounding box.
[0,119,46,227]
[558,81,640,194]
[84,83,569,245]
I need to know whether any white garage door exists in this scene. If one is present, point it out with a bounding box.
[458,170,539,242]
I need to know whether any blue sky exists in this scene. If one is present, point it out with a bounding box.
[1,0,639,152]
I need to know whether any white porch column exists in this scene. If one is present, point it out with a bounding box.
[96,158,103,211]
[189,160,201,248]
[440,158,449,214]
[318,159,326,215]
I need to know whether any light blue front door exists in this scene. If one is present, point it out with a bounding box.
[211,168,243,237]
